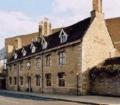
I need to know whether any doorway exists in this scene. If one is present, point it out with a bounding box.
[27,76,32,92]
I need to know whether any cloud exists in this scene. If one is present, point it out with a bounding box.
[52,0,91,15]
[51,0,120,27]
[51,0,91,27]
[0,10,38,49]
[103,0,120,18]
[0,11,37,38]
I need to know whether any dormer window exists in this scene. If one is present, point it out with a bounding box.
[30,43,36,53]
[41,37,48,49]
[14,53,18,59]
[22,48,27,56]
[59,29,68,43]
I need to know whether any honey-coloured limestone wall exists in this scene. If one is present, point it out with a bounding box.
[81,11,114,95]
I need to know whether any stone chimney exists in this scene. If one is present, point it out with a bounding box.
[15,37,22,50]
[39,18,52,37]
[91,0,103,20]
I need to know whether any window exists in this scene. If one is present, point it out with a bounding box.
[20,61,23,70]
[20,77,23,85]
[14,64,17,70]
[14,53,18,59]
[26,61,31,70]
[45,54,51,67]
[36,75,40,86]
[36,57,41,70]
[22,48,27,56]
[30,43,36,53]
[14,77,17,85]
[58,72,65,87]
[58,51,66,65]
[45,73,51,86]
[41,37,48,49]
[9,77,12,85]
[8,65,12,71]
[59,29,68,43]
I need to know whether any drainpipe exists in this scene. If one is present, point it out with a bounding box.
[41,53,44,93]
[17,63,20,91]
[76,73,79,96]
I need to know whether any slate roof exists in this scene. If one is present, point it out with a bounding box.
[9,17,91,62]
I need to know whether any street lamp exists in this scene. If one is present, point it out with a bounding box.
[76,73,79,96]
[26,62,31,92]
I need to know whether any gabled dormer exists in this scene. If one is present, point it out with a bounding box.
[41,36,48,49]
[22,48,27,56]
[14,52,18,59]
[59,29,68,43]
[30,42,36,53]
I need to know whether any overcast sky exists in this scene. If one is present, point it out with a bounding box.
[0,0,120,49]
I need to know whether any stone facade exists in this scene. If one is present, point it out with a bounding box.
[81,11,114,95]
[6,42,82,95]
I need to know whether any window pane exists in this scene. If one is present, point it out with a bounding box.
[36,58,41,69]
[20,77,23,85]
[14,77,17,85]
[45,73,51,86]
[58,52,66,65]
[36,75,40,86]
[58,72,65,87]
[46,55,51,67]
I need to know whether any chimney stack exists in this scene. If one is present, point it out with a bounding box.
[93,0,102,13]
[15,38,22,50]
[39,18,52,37]
[91,0,103,19]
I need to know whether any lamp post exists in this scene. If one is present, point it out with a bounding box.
[26,62,31,92]
[76,73,79,96]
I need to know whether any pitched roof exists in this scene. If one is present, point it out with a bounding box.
[106,17,120,49]
[5,28,62,50]
[9,17,91,62]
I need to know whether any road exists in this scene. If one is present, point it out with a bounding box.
[0,94,88,105]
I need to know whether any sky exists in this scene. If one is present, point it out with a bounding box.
[0,0,120,49]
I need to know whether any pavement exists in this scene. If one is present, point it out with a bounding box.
[0,90,120,105]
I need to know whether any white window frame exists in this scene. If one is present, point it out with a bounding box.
[22,48,27,56]
[45,54,51,67]
[30,43,36,53]
[59,29,68,43]
[14,53,18,59]
[36,57,41,70]
[41,37,48,49]
[58,51,66,65]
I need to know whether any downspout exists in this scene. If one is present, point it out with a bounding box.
[17,63,20,91]
[41,52,44,93]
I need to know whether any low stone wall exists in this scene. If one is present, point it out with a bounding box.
[91,75,120,96]
[89,63,120,96]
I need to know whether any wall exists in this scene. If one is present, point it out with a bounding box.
[7,42,82,95]
[81,12,114,95]
[91,74,120,96]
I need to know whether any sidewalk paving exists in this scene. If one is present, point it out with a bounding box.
[0,90,120,105]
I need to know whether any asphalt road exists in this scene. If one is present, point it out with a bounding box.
[0,93,88,105]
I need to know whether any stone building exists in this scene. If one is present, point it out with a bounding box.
[6,0,120,95]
